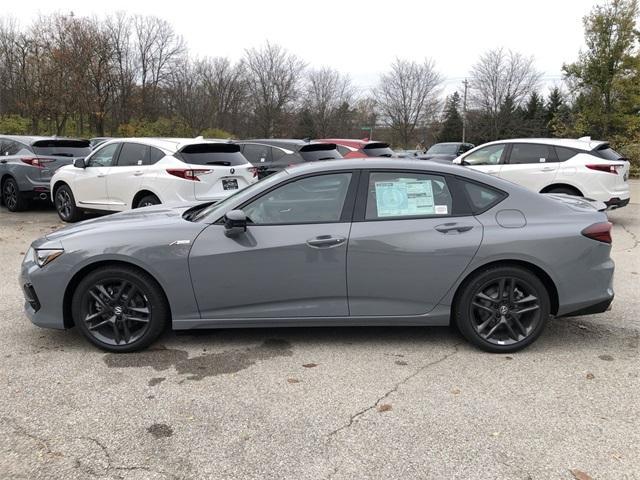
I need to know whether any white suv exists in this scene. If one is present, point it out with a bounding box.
[452,137,630,208]
[51,138,258,222]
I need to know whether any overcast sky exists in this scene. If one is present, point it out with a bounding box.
[7,0,601,94]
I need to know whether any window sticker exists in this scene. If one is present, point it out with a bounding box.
[375,180,435,217]
[435,205,448,215]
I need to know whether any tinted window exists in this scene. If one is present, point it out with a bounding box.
[594,145,623,160]
[554,146,577,162]
[508,144,550,164]
[299,144,342,162]
[242,144,272,165]
[117,143,149,166]
[427,143,458,155]
[463,144,505,166]
[243,173,352,224]
[462,181,506,213]
[32,139,91,157]
[365,172,453,220]
[88,143,119,167]
[363,143,394,157]
[271,147,286,162]
[148,147,166,165]
[1,140,21,156]
[336,145,351,156]
[179,143,247,166]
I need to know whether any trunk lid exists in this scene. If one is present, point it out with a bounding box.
[543,193,607,212]
[31,139,91,181]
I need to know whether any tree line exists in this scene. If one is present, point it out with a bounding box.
[0,0,638,168]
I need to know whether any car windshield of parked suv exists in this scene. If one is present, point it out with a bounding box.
[299,143,342,161]
[177,143,248,166]
[362,143,394,157]
[31,139,91,157]
[426,144,458,155]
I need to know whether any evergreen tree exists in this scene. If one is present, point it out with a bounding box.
[439,92,463,142]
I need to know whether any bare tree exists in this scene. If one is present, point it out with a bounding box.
[303,67,354,137]
[244,42,306,136]
[470,48,542,138]
[104,12,136,126]
[168,58,209,135]
[376,58,442,148]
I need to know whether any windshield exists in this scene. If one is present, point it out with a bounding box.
[177,143,248,166]
[189,170,290,222]
[427,144,458,155]
[363,143,394,157]
[299,143,342,161]
[32,139,91,157]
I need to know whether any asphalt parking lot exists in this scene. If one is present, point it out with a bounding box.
[1,183,638,480]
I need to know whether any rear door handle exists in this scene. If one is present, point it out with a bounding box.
[486,170,499,174]
[306,235,346,249]
[435,223,474,234]
[540,167,555,172]
[97,173,105,178]
[133,171,143,176]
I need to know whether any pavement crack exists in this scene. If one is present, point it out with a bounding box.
[327,343,461,438]
[1,417,59,457]
[619,221,639,251]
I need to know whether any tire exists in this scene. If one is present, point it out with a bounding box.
[135,194,160,208]
[546,186,581,196]
[454,266,550,353]
[2,177,29,212]
[54,184,84,222]
[72,266,169,352]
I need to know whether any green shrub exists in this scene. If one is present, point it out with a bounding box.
[618,143,640,178]
[0,115,31,134]
[200,128,235,140]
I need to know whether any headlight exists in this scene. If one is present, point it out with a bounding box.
[34,248,64,267]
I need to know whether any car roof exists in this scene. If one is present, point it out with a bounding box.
[477,137,607,151]
[0,135,89,145]
[316,139,387,149]
[97,137,231,153]
[237,139,335,151]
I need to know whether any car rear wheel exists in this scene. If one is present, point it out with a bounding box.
[136,194,160,208]
[54,184,84,222]
[2,177,29,212]
[454,266,550,353]
[72,266,169,352]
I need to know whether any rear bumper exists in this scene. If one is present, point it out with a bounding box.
[605,197,630,209]
[558,296,613,318]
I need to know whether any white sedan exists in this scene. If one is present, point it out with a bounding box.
[452,137,630,208]
[51,138,258,222]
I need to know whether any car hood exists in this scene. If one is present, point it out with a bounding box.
[46,202,205,242]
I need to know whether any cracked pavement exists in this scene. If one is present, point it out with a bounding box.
[1,180,639,480]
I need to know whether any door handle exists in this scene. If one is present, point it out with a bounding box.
[97,173,105,178]
[306,235,346,249]
[0,160,6,164]
[133,171,143,176]
[486,170,499,174]
[435,223,474,234]
[540,167,555,172]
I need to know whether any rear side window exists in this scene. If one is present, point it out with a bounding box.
[1,140,24,156]
[32,139,91,157]
[336,145,351,156]
[148,147,166,164]
[363,143,394,157]
[593,145,624,161]
[462,180,506,214]
[299,143,342,162]
[178,143,247,166]
[242,144,272,164]
[365,172,453,220]
[508,144,551,164]
[554,146,577,162]
[117,143,149,166]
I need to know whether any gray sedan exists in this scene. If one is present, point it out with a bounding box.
[20,159,615,353]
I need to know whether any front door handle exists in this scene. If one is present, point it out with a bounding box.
[133,171,143,176]
[486,169,499,174]
[540,167,555,172]
[97,173,105,178]
[435,223,474,234]
[306,235,347,249]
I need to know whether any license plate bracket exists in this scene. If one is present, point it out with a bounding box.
[222,179,238,190]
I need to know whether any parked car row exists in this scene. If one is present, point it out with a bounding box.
[0,135,631,223]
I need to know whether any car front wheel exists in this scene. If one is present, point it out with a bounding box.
[454,266,550,353]
[72,266,169,352]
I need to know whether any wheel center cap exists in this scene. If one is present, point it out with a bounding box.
[114,306,123,316]
[499,305,509,315]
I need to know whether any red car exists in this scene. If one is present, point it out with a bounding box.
[316,138,394,158]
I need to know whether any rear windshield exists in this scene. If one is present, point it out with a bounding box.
[593,144,624,161]
[363,143,394,157]
[427,143,458,155]
[32,139,91,157]
[177,143,248,166]
[299,143,342,162]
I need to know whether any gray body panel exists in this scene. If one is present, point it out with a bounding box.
[20,158,614,332]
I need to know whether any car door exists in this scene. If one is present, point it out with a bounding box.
[189,171,358,319]
[459,143,507,177]
[73,142,120,208]
[347,171,482,316]
[105,142,150,210]
[499,143,559,192]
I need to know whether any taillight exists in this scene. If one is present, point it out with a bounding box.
[581,222,612,244]
[166,168,212,181]
[248,167,258,178]
[586,164,624,174]
[21,157,53,168]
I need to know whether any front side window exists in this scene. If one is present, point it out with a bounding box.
[117,143,149,166]
[243,173,352,225]
[87,143,119,167]
[508,144,551,164]
[463,144,506,166]
[365,172,453,220]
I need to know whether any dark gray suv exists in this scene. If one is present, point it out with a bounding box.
[0,136,91,211]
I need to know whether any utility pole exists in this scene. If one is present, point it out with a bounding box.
[462,78,468,143]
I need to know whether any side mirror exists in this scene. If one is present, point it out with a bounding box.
[73,157,86,168]
[224,209,247,238]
